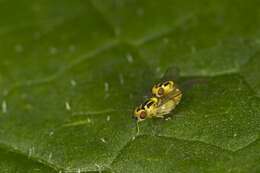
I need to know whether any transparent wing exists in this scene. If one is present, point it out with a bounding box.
[158,89,182,107]
[161,66,180,82]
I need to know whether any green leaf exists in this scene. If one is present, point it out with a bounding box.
[0,144,56,173]
[0,0,259,173]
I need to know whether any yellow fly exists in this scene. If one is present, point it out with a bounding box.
[134,97,159,121]
[134,80,182,121]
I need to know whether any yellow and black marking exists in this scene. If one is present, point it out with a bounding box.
[152,80,176,98]
[134,97,159,121]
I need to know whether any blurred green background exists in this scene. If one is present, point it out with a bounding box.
[0,0,259,173]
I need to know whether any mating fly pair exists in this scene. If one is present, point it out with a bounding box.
[133,68,182,121]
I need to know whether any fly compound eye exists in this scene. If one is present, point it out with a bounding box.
[157,87,164,97]
[139,110,146,119]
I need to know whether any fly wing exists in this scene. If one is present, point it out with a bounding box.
[158,88,182,107]
[163,67,209,92]
[161,66,180,82]
[155,100,176,117]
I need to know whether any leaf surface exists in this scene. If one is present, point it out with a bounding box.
[0,0,259,172]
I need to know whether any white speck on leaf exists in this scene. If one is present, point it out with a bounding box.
[49,131,54,136]
[104,82,109,92]
[87,118,92,123]
[126,53,133,63]
[119,73,124,85]
[15,44,24,53]
[156,67,161,73]
[70,80,77,87]
[28,146,35,157]
[48,153,52,161]
[63,118,93,127]
[106,115,111,122]
[100,138,107,143]
[2,100,7,114]
[49,47,58,55]
[65,102,71,111]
